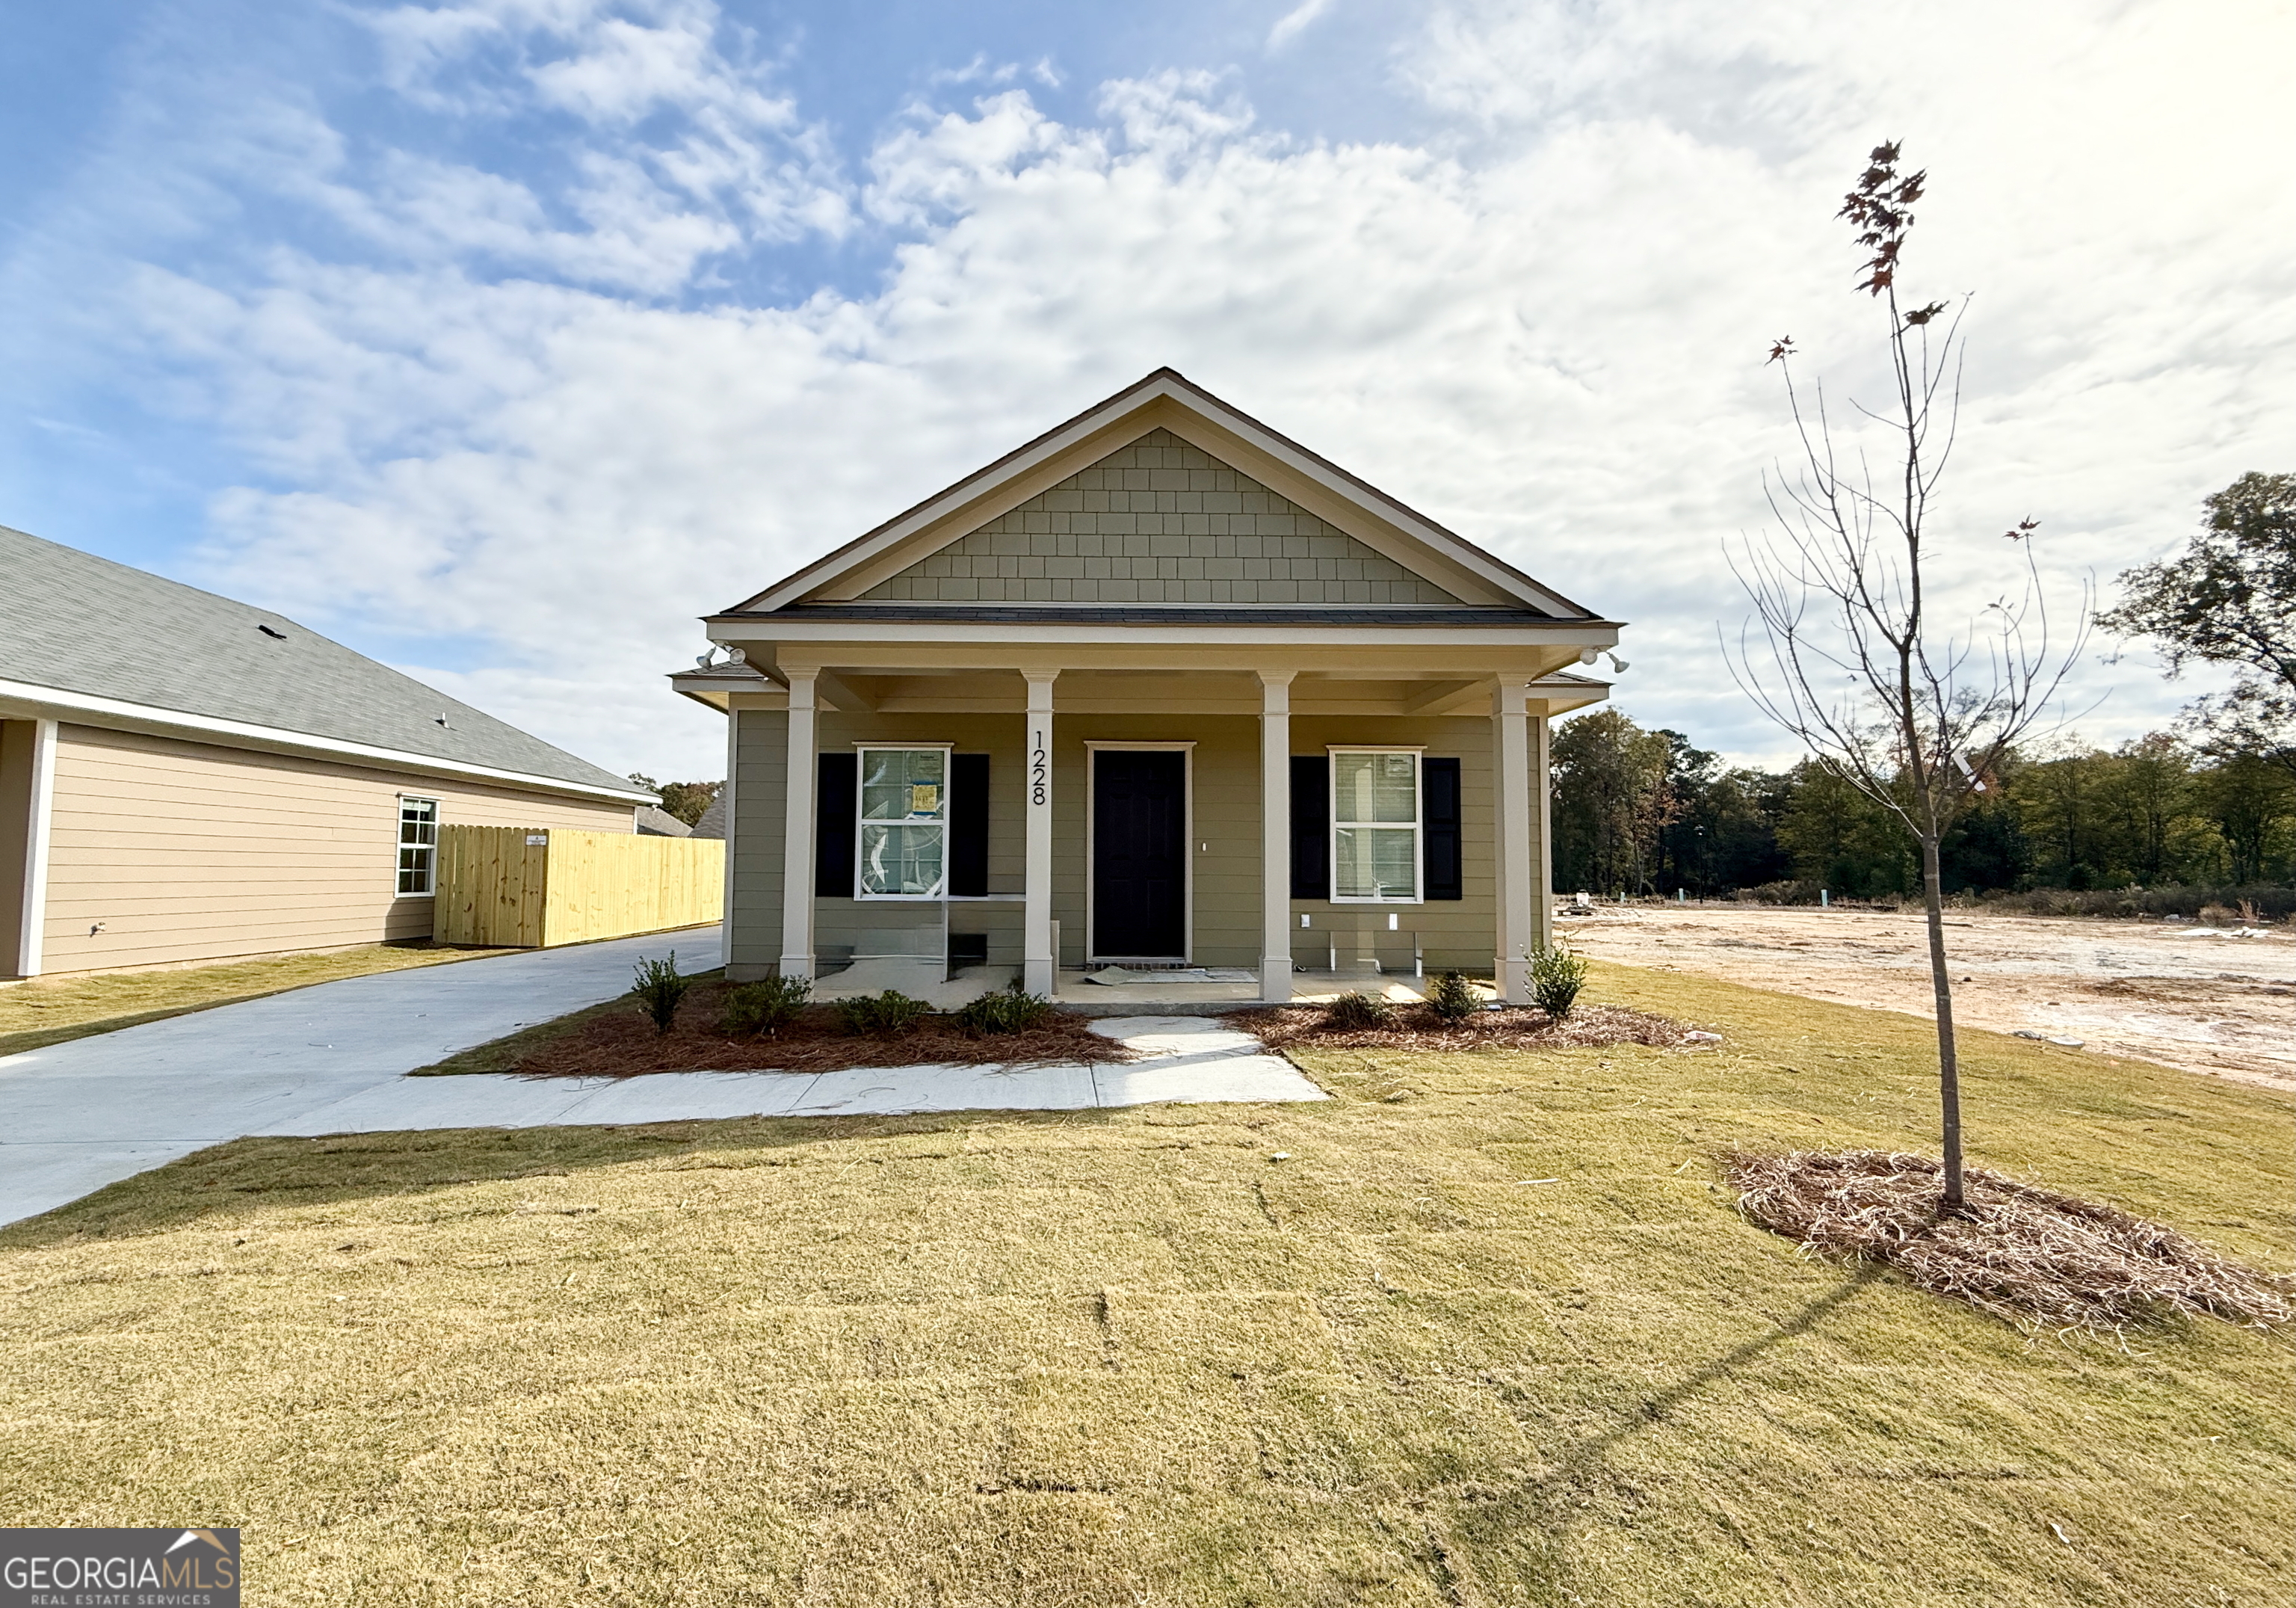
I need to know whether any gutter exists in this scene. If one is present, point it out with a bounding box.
[0,677,654,807]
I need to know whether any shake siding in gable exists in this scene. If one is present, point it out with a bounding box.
[858,428,1468,607]
[40,724,635,973]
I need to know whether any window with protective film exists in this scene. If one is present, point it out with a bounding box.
[857,746,949,897]
[1330,749,1421,902]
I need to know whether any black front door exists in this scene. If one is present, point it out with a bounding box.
[1093,749,1186,958]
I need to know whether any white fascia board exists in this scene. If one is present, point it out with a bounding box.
[710,618,1620,650]
[1156,387,1584,616]
[741,381,1173,614]
[734,371,1599,618]
[0,678,654,805]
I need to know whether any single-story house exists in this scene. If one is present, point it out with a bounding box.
[672,369,1618,1005]
[1,526,653,978]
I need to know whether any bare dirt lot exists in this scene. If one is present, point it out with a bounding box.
[1564,903,2296,1089]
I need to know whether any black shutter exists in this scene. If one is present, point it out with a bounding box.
[950,753,989,896]
[1289,754,1329,900]
[815,752,856,897]
[1425,757,1463,900]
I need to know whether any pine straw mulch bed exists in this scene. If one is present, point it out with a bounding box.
[496,982,1135,1079]
[1238,999,1705,1053]
[1729,1149,2295,1336]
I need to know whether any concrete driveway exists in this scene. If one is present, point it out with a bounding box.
[1,932,1325,1227]
[0,928,721,1226]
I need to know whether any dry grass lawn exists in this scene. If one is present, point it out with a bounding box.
[0,942,517,1059]
[1,962,2289,1605]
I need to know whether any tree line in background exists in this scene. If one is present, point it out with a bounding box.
[1552,709,2295,907]
[629,774,722,827]
[1558,465,2295,914]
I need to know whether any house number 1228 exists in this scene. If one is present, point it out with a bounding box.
[1030,729,1048,806]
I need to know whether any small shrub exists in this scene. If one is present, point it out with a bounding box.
[1427,970,1478,1023]
[835,989,930,1038]
[721,974,811,1038]
[630,952,694,1036]
[1324,991,1395,1030]
[957,982,1056,1035]
[1528,944,1588,1018]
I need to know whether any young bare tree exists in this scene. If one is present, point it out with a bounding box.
[1725,144,2089,1210]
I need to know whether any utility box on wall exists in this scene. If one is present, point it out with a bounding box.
[434,825,723,948]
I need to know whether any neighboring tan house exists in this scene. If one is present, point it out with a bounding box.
[670,369,1619,1005]
[1,526,652,978]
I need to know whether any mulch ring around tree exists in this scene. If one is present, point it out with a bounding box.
[510,981,1135,1079]
[1238,1000,1707,1053]
[1729,1148,2295,1335]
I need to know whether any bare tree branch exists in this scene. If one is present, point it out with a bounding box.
[1721,144,2093,1210]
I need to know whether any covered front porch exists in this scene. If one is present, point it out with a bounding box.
[684,652,1608,1008]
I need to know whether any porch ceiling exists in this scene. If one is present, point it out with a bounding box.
[715,666,1608,717]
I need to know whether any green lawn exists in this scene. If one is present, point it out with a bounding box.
[1,963,2287,1605]
[0,941,517,1059]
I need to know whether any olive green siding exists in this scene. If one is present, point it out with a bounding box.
[813,714,1027,970]
[726,707,786,978]
[1055,715,1262,967]
[859,428,1467,606]
[728,705,1545,982]
[1289,715,1510,975]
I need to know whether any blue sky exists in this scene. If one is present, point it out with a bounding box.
[4,0,2290,780]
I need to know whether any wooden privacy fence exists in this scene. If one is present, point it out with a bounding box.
[434,826,723,948]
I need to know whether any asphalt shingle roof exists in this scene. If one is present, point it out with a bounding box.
[0,524,641,797]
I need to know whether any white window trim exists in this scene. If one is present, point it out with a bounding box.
[854,742,954,902]
[1327,745,1425,905]
[396,794,439,897]
[1083,741,1196,965]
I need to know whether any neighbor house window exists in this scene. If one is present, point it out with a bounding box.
[397,796,439,895]
[1330,749,1422,902]
[857,746,949,898]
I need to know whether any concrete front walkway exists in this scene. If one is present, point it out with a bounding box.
[1,928,725,1227]
[1,930,1324,1227]
[253,1016,1320,1136]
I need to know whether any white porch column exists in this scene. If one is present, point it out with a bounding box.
[1531,709,1554,958]
[719,704,739,961]
[779,671,817,980]
[1257,671,1295,1003]
[1492,679,1535,1005]
[1022,671,1058,996]
[13,718,57,979]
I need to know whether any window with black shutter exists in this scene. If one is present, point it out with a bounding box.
[1424,757,1462,899]
[1289,754,1329,899]
[815,752,857,897]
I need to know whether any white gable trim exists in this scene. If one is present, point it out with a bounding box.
[736,372,1596,618]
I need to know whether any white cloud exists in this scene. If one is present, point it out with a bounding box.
[1267,0,1336,52]
[35,0,2296,781]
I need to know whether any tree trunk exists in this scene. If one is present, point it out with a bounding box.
[1920,833,1966,1210]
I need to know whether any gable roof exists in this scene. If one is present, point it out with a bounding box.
[726,369,1605,621]
[851,426,1470,609]
[0,524,648,801]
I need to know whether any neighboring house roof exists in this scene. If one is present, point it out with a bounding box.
[722,370,1617,623]
[688,791,727,840]
[0,523,649,802]
[635,804,693,837]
